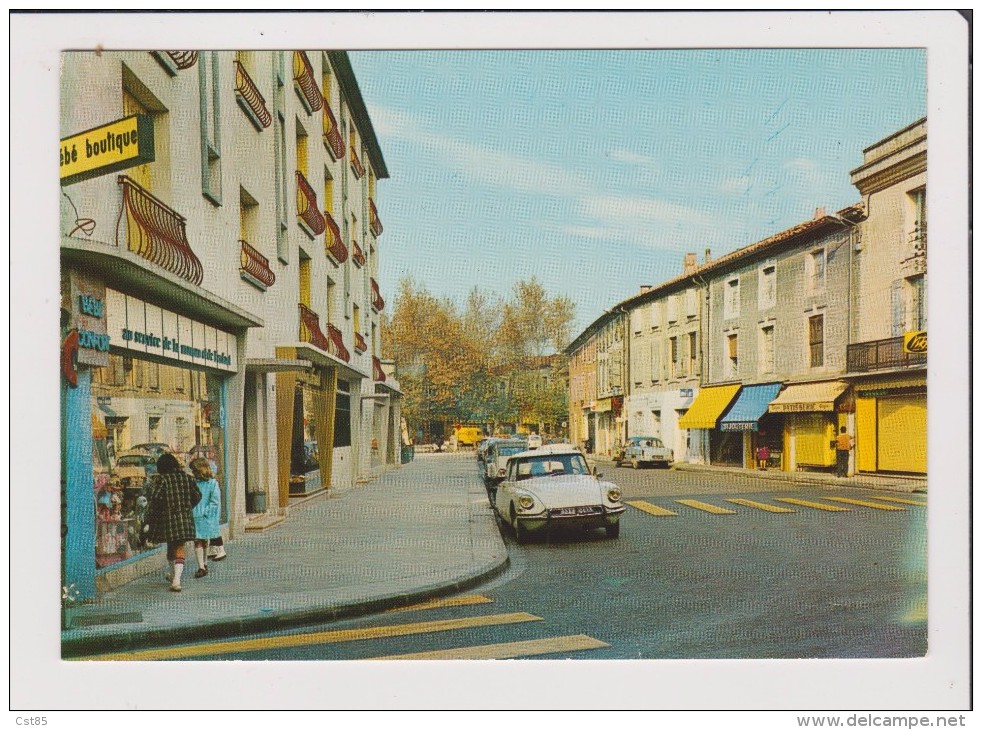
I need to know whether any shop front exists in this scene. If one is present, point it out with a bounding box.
[61,273,251,597]
[767,380,849,473]
[854,375,927,475]
[717,382,783,469]
[678,384,740,466]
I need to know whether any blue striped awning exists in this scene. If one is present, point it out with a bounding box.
[719,383,783,431]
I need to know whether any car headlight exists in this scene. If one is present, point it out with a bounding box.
[518,495,535,510]
[607,487,622,502]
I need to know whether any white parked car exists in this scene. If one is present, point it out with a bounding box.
[493,446,625,543]
[622,437,674,469]
[485,439,529,488]
[526,433,543,449]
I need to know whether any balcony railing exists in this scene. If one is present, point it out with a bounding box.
[847,335,927,373]
[152,51,199,71]
[298,303,330,352]
[292,51,323,114]
[901,224,928,276]
[350,145,365,179]
[327,323,351,363]
[116,175,204,286]
[352,241,366,268]
[295,170,326,237]
[373,356,387,383]
[234,60,272,130]
[369,198,383,237]
[354,332,368,353]
[324,211,348,263]
[322,98,344,161]
[371,277,385,312]
[239,240,276,290]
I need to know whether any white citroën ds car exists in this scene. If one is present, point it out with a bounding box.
[493,446,625,543]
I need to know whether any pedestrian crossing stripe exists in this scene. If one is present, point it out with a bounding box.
[724,498,796,513]
[676,499,737,515]
[824,497,905,511]
[386,595,493,613]
[370,634,610,660]
[774,498,850,512]
[627,500,677,516]
[866,495,927,507]
[72,612,544,661]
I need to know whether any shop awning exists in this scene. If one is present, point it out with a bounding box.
[677,384,740,429]
[768,380,848,413]
[719,382,783,431]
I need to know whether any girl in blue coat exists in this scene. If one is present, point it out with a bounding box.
[189,458,222,578]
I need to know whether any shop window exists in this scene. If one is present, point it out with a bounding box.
[759,324,775,375]
[199,51,222,206]
[726,332,739,378]
[334,381,351,447]
[724,277,740,319]
[90,358,227,570]
[759,263,776,310]
[808,314,825,368]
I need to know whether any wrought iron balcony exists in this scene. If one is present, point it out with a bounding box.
[327,323,351,363]
[116,175,204,286]
[350,145,365,179]
[371,277,385,312]
[322,98,344,161]
[354,331,368,353]
[234,60,272,130]
[373,356,387,383]
[292,51,323,114]
[152,51,199,73]
[352,240,366,268]
[324,211,348,264]
[369,198,383,237]
[298,303,330,352]
[295,170,326,237]
[847,335,927,373]
[901,224,927,276]
[239,240,276,290]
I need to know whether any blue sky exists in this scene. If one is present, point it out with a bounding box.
[349,49,925,336]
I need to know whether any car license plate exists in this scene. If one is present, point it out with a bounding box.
[555,506,597,516]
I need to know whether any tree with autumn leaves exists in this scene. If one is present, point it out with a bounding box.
[381,277,575,442]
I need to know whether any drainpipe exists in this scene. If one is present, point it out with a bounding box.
[692,274,710,464]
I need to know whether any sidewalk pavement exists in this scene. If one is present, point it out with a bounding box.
[592,456,927,494]
[62,453,507,658]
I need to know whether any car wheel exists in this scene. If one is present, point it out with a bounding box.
[606,522,620,539]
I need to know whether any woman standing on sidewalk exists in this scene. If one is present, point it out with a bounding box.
[189,458,221,578]
[145,453,201,592]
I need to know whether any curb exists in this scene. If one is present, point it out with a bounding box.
[62,552,511,658]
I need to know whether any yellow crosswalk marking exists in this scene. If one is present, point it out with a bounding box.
[627,500,677,516]
[825,497,905,511]
[725,498,795,513]
[676,499,737,515]
[775,498,850,512]
[386,595,493,613]
[866,495,927,506]
[371,634,610,660]
[74,612,544,661]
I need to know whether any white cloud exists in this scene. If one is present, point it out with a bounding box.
[609,148,659,168]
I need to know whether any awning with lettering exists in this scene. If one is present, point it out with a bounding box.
[767,380,848,413]
[719,382,783,431]
[677,384,741,429]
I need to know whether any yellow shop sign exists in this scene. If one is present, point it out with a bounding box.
[60,114,154,186]
[903,330,927,354]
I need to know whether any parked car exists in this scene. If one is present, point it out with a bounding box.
[622,437,674,469]
[484,438,529,492]
[526,433,543,449]
[492,445,625,543]
[113,449,159,488]
[613,436,655,467]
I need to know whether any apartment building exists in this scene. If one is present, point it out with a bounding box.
[847,118,927,475]
[567,337,597,452]
[60,50,400,597]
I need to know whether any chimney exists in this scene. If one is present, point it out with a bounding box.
[683,253,697,274]
[814,206,827,220]
[639,285,652,294]
[704,248,712,264]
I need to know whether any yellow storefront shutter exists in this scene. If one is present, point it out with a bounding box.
[794,414,835,467]
[855,398,877,472]
[877,396,927,473]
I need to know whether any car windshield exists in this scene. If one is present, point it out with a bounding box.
[515,453,589,480]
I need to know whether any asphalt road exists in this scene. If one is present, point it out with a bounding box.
[148,458,927,661]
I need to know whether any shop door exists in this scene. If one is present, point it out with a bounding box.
[793,414,835,467]
[877,395,927,473]
[855,397,877,473]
